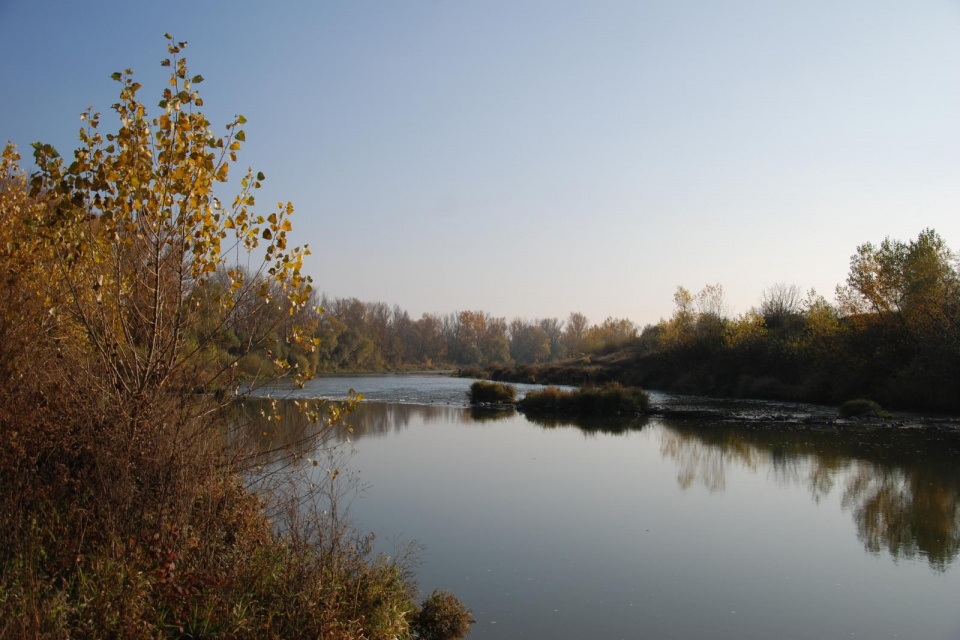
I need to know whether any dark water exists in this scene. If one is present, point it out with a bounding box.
[255,376,960,639]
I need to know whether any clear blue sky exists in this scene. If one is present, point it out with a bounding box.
[2,1,958,326]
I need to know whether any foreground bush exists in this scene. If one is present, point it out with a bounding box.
[0,475,420,639]
[839,398,892,419]
[521,383,649,416]
[468,380,517,404]
[0,39,469,639]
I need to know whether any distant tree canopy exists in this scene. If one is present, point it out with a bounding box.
[301,302,630,370]
[639,229,960,410]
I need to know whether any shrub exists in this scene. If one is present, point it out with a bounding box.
[0,39,466,640]
[413,589,474,640]
[468,380,517,404]
[521,383,649,416]
[839,398,892,419]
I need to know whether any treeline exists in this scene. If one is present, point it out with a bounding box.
[223,291,643,376]
[491,230,959,412]
[241,229,960,412]
[636,228,960,410]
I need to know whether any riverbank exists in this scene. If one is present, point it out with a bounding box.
[470,347,960,415]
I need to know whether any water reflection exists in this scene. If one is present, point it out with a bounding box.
[345,403,466,438]
[238,398,960,570]
[658,421,960,570]
[241,398,650,446]
[230,398,338,464]
[236,400,471,452]
[468,406,517,423]
[525,413,649,436]
[844,464,960,570]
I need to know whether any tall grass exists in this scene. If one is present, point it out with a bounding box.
[0,372,442,638]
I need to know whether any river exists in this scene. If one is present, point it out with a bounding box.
[249,375,960,639]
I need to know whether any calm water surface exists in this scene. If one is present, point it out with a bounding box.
[259,375,960,639]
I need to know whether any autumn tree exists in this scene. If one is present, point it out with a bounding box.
[21,36,317,419]
[657,286,696,350]
[836,229,960,402]
[837,228,959,337]
[0,38,449,639]
[538,317,566,360]
[509,318,551,364]
[562,311,589,355]
[0,35,342,562]
[413,313,447,364]
[447,310,509,365]
[584,316,638,353]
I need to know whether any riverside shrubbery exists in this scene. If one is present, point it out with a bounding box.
[520,383,649,416]
[0,41,470,639]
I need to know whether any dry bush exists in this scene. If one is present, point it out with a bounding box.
[0,40,460,639]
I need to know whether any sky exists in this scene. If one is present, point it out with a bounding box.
[2,1,959,327]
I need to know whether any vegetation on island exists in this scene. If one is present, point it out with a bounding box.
[838,399,893,419]
[520,383,650,417]
[468,380,517,405]
[0,39,470,639]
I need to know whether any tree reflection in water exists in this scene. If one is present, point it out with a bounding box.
[238,399,959,571]
[657,421,960,570]
[523,414,649,437]
[235,400,475,463]
[843,464,959,571]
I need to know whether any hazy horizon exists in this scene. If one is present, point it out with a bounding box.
[2,1,958,326]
